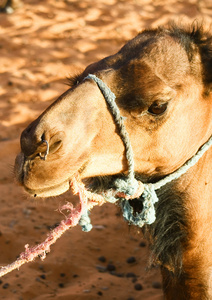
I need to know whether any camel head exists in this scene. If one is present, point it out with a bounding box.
[15,24,212,197]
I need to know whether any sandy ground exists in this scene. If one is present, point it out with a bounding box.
[0,0,212,299]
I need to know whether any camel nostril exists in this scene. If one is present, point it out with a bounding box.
[47,132,65,155]
[21,122,64,158]
[38,140,62,160]
[49,140,62,155]
[41,133,46,142]
[39,140,49,160]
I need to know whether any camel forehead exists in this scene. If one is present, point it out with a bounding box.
[144,37,190,72]
[113,33,193,86]
[75,27,202,91]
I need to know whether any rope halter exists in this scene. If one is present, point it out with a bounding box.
[79,74,212,230]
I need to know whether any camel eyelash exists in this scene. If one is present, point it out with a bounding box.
[66,73,83,87]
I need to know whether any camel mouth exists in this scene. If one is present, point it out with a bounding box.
[14,151,141,199]
[27,174,121,199]
[24,179,71,198]
[14,152,73,198]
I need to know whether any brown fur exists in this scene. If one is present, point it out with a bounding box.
[15,23,212,299]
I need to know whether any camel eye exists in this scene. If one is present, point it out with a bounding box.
[148,102,168,115]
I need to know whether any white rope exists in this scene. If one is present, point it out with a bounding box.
[85,74,137,190]
[152,135,212,190]
[85,74,212,228]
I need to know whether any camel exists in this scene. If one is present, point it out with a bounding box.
[15,23,212,299]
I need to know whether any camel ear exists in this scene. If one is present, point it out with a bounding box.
[175,23,212,95]
[199,43,212,94]
[192,27,212,94]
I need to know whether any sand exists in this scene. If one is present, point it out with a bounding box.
[0,0,211,299]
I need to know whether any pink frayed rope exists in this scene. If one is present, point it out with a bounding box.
[0,174,143,278]
[0,175,105,278]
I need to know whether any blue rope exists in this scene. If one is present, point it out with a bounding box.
[78,74,212,230]
[85,74,138,192]
[78,210,93,232]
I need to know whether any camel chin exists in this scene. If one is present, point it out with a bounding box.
[24,180,70,198]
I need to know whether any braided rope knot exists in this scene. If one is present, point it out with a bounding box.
[117,184,158,227]
[114,177,139,196]
[104,178,142,204]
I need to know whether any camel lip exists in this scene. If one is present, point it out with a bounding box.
[14,150,91,198]
[24,179,71,198]
[14,152,72,197]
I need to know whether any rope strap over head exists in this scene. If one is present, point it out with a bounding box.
[85,74,138,190]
